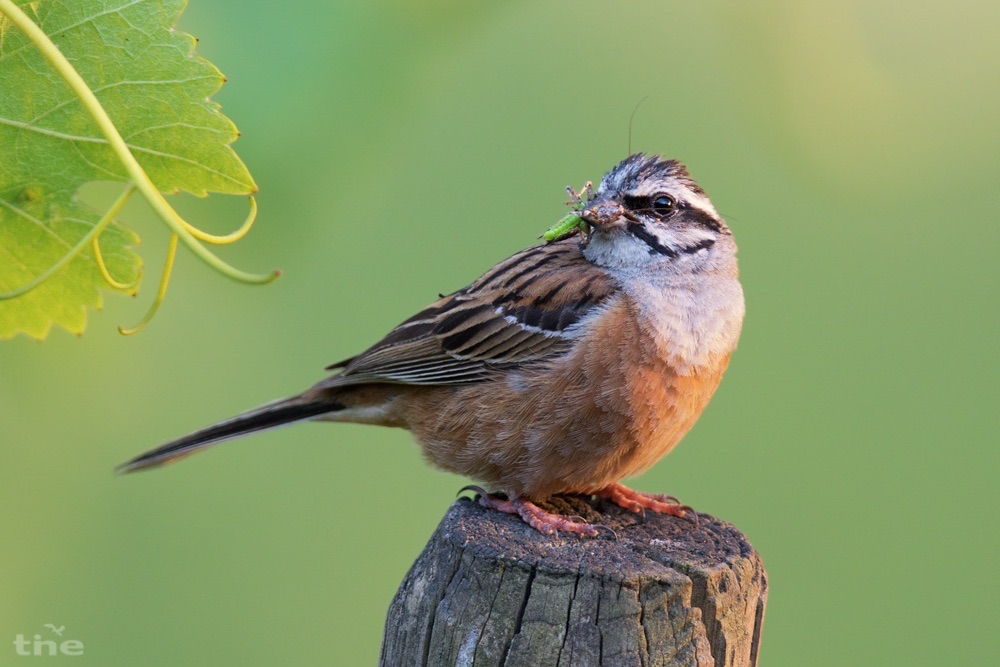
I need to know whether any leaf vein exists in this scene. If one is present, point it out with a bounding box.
[29,75,219,125]
[0,197,103,273]
[0,0,145,63]
[0,115,243,186]
[122,122,229,141]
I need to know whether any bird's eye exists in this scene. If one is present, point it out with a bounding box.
[651,194,675,214]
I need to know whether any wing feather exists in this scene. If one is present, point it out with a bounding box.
[318,240,617,388]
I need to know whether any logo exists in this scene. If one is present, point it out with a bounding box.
[12,624,83,657]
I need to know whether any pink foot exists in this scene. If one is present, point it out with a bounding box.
[463,487,598,537]
[595,483,697,522]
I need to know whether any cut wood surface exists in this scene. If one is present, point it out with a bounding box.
[381,496,767,667]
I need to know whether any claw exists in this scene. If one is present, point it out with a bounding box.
[467,488,599,537]
[678,505,700,526]
[596,483,693,521]
[457,484,491,499]
[591,523,619,540]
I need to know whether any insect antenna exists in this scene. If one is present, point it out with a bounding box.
[627,95,649,155]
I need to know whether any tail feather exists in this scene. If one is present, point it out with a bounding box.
[117,397,341,473]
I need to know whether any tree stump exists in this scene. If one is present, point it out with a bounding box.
[380,496,767,667]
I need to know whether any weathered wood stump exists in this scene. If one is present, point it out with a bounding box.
[381,496,767,667]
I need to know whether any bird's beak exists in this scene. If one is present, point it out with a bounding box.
[579,197,627,230]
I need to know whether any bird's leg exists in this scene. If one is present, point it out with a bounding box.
[595,483,697,522]
[470,489,599,537]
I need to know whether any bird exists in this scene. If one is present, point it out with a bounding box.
[43,624,65,636]
[119,153,745,537]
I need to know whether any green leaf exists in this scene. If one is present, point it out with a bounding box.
[0,0,261,340]
[0,186,139,339]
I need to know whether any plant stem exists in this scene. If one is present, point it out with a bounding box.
[0,185,135,299]
[0,0,278,285]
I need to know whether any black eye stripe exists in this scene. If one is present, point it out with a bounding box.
[622,195,724,233]
[680,238,716,254]
[683,206,723,232]
[621,195,647,210]
[623,193,674,216]
[628,223,716,257]
[627,222,677,257]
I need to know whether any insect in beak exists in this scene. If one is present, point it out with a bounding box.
[542,211,589,243]
[579,198,628,230]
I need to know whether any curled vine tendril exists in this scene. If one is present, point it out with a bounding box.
[118,234,178,336]
[0,0,279,334]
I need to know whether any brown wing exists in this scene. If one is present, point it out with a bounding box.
[319,239,617,387]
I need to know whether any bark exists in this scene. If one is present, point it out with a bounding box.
[381,496,767,667]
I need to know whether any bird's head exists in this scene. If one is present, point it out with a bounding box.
[579,154,734,274]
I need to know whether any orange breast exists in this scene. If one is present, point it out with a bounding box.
[397,297,732,500]
[616,349,730,480]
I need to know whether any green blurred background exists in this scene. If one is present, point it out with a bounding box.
[2,0,998,664]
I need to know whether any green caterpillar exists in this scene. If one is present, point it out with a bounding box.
[542,211,588,242]
[543,181,593,243]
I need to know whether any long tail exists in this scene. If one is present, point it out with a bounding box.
[117,396,341,473]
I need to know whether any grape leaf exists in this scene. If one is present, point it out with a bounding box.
[0,0,258,339]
